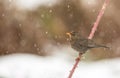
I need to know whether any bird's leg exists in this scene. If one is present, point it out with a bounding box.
[75,53,82,61]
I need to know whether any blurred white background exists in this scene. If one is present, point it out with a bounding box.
[0,52,120,78]
[0,0,120,78]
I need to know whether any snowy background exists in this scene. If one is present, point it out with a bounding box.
[0,0,120,78]
[0,52,120,78]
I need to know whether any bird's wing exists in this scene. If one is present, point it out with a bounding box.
[72,41,88,52]
[78,39,99,48]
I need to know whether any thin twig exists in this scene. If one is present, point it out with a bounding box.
[68,0,110,78]
[88,0,109,39]
[68,53,82,78]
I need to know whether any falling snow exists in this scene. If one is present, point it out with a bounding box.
[41,14,45,18]
[2,13,5,17]
[49,9,53,13]
[37,48,40,51]
[9,0,12,2]
[19,23,22,27]
[67,5,70,8]
[34,44,37,47]
[45,31,48,34]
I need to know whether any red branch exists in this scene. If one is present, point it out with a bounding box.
[68,53,82,78]
[68,0,110,78]
[88,0,109,39]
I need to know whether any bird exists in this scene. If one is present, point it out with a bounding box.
[66,31,109,54]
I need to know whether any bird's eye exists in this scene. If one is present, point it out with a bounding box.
[71,33,75,36]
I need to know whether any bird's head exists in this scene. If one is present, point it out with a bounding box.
[66,31,79,41]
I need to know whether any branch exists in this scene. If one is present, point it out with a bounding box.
[68,0,110,78]
[88,0,109,39]
[68,53,82,78]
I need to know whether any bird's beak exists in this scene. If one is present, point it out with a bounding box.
[66,32,71,38]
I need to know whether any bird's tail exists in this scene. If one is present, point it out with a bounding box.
[94,44,109,49]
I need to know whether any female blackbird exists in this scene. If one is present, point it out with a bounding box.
[66,31,108,54]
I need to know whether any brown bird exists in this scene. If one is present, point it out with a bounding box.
[66,31,108,54]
